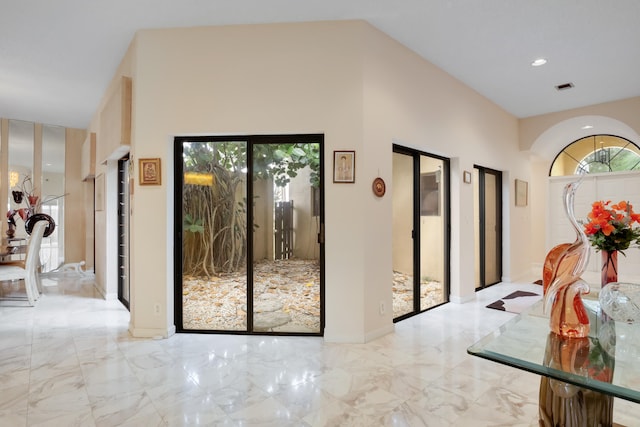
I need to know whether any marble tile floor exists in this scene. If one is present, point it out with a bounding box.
[1,275,638,426]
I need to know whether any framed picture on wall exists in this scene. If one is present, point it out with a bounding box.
[333,150,355,183]
[139,158,161,185]
[515,179,528,206]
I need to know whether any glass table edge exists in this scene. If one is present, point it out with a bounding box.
[467,346,640,404]
[467,300,640,404]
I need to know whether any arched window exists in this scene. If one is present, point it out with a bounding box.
[549,135,640,176]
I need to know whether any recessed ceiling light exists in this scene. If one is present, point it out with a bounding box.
[581,125,593,130]
[531,58,547,67]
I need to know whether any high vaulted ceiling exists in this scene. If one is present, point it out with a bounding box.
[1,0,639,130]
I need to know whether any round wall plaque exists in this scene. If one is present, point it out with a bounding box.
[372,177,386,197]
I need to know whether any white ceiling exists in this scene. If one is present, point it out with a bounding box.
[1,0,640,130]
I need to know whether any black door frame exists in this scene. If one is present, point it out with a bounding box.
[392,144,451,322]
[474,165,503,289]
[117,156,130,310]
[173,134,325,335]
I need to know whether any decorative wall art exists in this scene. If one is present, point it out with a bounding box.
[372,177,386,197]
[139,158,161,185]
[333,151,355,183]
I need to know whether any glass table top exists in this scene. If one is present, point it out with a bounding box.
[468,291,640,403]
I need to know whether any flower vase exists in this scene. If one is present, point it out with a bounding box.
[601,250,618,287]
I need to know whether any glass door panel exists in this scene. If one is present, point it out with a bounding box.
[392,151,414,318]
[180,140,248,331]
[393,145,449,321]
[177,135,323,335]
[251,142,321,333]
[419,156,446,310]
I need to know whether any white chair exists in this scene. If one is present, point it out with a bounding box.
[0,220,48,306]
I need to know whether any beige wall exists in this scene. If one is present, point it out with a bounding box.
[253,178,271,261]
[131,22,366,340]
[64,127,88,264]
[520,97,640,154]
[289,167,320,260]
[87,39,136,299]
[361,22,530,317]
[89,20,536,342]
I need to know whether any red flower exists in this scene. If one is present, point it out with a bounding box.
[583,200,640,252]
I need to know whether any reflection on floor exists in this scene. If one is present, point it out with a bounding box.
[182,259,320,333]
[1,275,638,426]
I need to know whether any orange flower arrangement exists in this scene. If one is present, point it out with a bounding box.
[583,200,640,253]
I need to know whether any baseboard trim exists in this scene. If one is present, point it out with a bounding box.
[450,293,475,304]
[324,323,394,343]
[364,324,395,342]
[93,284,117,300]
[129,325,176,339]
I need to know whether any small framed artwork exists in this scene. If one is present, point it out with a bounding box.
[515,179,528,206]
[463,170,472,184]
[139,158,161,185]
[333,150,355,183]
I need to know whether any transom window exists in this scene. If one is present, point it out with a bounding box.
[550,135,640,176]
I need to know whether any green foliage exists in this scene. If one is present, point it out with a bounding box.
[181,140,319,276]
[587,226,640,253]
[583,148,640,173]
[252,143,320,188]
[183,213,204,234]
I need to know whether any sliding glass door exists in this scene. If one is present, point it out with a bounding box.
[392,145,450,321]
[174,135,324,335]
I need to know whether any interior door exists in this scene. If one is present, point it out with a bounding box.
[474,166,502,289]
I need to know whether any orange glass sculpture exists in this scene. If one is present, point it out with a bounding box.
[543,179,590,338]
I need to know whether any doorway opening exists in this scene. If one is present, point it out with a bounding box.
[117,156,130,310]
[174,134,324,335]
[474,166,502,289]
[392,144,450,321]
